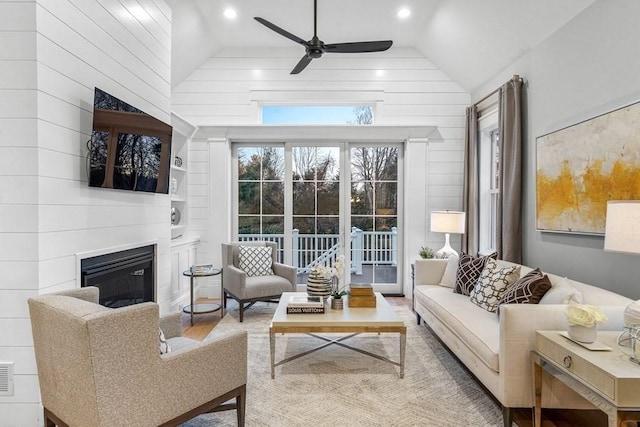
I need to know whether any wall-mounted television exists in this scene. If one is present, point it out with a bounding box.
[88,88,172,194]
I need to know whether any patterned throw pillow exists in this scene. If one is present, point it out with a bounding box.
[454,253,496,295]
[238,245,274,277]
[159,329,171,354]
[497,268,552,314]
[470,260,521,312]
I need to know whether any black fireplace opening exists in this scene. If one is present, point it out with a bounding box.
[81,245,155,308]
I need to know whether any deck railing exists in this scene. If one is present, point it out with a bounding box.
[238,227,397,274]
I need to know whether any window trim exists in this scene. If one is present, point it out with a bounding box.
[478,107,499,255]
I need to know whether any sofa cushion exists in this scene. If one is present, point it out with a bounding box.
[497,268,552,314]
[415,285,500,372]
[470,260,520,312]
[454,253,496,295]
[238,245,274,277]
[440,254,459,288]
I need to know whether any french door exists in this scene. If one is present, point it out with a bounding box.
[234,142,402,294]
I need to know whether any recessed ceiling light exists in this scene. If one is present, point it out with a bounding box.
[223,8,237,20]
[253,69,262,76]
[376,70,385,77]
[397,8,411,19]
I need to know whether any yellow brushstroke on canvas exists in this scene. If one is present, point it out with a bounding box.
[537,159,640,233]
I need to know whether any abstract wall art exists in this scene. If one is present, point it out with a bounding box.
[536,100,640,234]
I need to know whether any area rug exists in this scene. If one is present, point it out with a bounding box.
[180,302,502,426]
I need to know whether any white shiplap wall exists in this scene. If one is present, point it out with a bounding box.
[0,0,172,425]
[172,47,470,294]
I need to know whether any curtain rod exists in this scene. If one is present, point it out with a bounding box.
[474,74,522,106]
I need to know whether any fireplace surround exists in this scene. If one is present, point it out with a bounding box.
[80,244,155,307]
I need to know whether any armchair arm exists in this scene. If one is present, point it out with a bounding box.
[222,265,247,295]
[498,303,626,408]
[154,330,248,423]
[273,262,297,291]
[159,311,182,339]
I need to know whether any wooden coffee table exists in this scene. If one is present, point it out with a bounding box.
[269,292,407,378]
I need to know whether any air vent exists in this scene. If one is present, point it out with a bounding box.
[0,362,14,396]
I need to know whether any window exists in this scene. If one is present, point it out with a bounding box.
[233,141,403,293]
[236,146,286,260]
[262,105,373,125]
[478,108,499,254]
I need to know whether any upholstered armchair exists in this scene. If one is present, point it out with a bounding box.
[221,241,297,322]
[28,287,247,427]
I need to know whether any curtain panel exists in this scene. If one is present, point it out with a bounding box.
[463,75,523,262]
[497,77,523,263]
[462,105,479,256]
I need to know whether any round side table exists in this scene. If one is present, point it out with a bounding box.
[183,267,222,326]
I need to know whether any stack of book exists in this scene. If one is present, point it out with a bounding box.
[190,264,213,274]
[286,295,325,314]
[348,284,376,307]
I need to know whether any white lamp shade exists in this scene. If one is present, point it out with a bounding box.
[604,200,640,254]
[430,211,466,234]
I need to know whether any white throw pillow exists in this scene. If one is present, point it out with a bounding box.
[238,245,274,277]
[439,254,459,288]
[159,329,171,354]
[539,277,583,304]
[470,259,521,312]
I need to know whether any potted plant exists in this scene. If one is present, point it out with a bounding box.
[419,246,434,259]
[320,255,347,310]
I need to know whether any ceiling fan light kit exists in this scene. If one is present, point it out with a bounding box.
[254,0,393,74]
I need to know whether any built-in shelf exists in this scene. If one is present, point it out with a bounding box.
[170,112,195,241]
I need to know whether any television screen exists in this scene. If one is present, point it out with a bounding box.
[88,88,172,193]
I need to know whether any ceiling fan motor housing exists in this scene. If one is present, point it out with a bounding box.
[254,0,392,74]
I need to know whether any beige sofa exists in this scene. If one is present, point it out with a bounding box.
[413,258,632,427]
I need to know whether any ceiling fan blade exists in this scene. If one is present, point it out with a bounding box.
[254,17,308,46]
[291,55,313,74]
[324,40,393,53]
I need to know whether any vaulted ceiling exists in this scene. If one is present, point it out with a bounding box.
[167,0,596,93]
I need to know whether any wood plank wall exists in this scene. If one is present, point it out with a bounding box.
[172,46,470,291]
[0,0,171,424]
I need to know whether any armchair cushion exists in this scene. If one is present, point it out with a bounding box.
[238,245,274,277]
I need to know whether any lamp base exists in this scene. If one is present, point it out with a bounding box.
[435,246,458,259]
[435,234,458,259]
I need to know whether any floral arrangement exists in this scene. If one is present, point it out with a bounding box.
[565,304,607,327]
[315,255,346,299]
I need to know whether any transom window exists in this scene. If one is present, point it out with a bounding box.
[262,105,373,125]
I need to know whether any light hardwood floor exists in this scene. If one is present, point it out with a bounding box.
[181,296,607,427]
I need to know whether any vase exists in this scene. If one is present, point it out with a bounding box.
[307,270,331,299]
[568,324,597,343]
[330,297,344,310]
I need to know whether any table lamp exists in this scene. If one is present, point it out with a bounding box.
[604,200,640,332]
[430,210,466,259]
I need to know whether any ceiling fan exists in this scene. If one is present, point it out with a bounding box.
[254,0,393,74]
